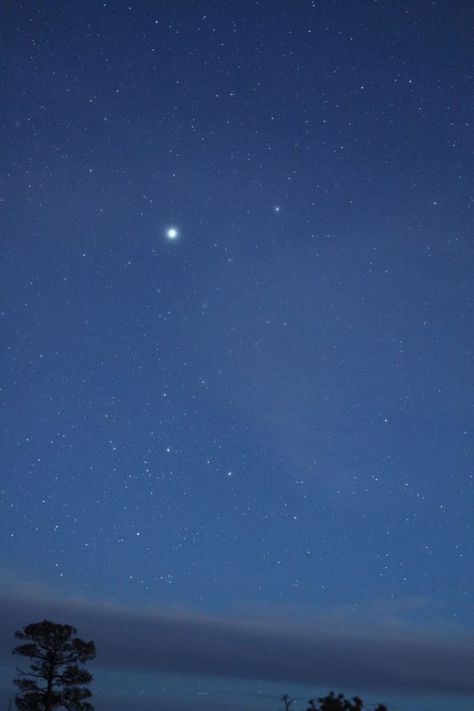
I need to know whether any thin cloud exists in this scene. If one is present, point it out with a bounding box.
[0,576,473,696]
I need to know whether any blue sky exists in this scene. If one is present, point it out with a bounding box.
[1,1,473,709]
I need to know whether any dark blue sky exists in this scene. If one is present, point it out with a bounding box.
[1,2,473,710]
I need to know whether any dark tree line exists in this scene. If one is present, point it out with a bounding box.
[277,691,388,711]
[12,620,390,711]
[306,692,387,711]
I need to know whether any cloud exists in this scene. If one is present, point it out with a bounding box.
[0,574,473,697]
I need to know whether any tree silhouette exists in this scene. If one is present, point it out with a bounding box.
[281,694,295,711]
[13,620,95,711]
[306,692,388,711]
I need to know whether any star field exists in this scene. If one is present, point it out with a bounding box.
[1,2,473,710]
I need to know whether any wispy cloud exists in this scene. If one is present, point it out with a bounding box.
[0,574,472,696]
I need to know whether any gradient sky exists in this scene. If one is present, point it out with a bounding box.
[1,2,473,710]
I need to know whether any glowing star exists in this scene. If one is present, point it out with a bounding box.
[274,205,281,213]
[165,227,179,240]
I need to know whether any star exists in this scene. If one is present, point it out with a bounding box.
[274,205,281,213]
[165,227,179,240]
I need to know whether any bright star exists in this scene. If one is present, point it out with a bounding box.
[165,227,179,240]
[274,206,281,213]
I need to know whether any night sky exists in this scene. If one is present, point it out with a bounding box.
[1,2,473,710]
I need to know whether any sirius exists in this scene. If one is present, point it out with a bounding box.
[166,227,179,240]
